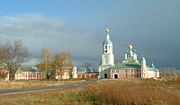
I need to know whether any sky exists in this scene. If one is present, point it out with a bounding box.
[0,0,179,69]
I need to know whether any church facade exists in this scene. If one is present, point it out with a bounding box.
[98,28,159,79]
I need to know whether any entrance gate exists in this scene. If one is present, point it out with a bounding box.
[104,73,107,78]
[114,74,118,79]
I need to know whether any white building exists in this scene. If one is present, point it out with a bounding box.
[72,66,78,79]
[99,28,159,79]
[99,28,115,78]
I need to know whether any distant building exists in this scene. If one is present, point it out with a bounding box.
[55,64,74,80]
[72,66,78,79]
[99,28,159,79]
[76,67,98,79]
[79,67,98,73]
[0,65,76,81]
[1,70,46,80]
[77,72,98,79]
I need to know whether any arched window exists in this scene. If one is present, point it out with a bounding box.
[104,45,107,53]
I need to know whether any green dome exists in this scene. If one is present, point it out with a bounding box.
[103,39,112,44]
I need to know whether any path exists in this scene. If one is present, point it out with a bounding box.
[0,79,97,95]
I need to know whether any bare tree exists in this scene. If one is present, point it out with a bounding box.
[159,67,178,78]
[0,40,28,81]
[37,48,51,71]
[52,51,72,81]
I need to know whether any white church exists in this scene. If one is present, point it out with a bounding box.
[98,28,159,79]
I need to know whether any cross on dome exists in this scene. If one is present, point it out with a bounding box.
[128,44,133,50]
[105,28,110,34]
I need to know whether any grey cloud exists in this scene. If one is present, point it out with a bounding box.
[0,14,101,66]
[0,11,179,69]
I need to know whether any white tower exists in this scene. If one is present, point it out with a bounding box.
[101,28,114,65]
[72,66,78,79]
[99,28,114,79]
[141,57,147,78]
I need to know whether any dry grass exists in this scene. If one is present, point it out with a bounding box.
[80,79,180,105]
[0,87,91,105]
[0,80,82,90]
[0,79,179,105]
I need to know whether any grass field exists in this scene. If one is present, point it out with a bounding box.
[0,78,180,105]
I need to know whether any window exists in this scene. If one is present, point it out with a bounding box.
[105,45,107,50]
[104,45,107,53]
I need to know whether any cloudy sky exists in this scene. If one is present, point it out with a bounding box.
[0,0,179,68]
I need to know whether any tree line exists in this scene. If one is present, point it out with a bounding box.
[0,40,72,81]
[37,48,73,80]
[159,67,180,78]
[0,40,179,81]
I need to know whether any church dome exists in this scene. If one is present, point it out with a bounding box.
[103,39,112,44]
[128,44,133,49]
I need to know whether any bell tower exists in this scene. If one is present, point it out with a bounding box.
[99,28,115,79]
[101,28,114,65]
